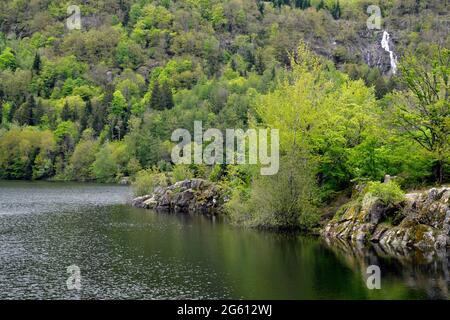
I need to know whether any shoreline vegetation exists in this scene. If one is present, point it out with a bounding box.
[132,177,450,250]
[0,1,448,246]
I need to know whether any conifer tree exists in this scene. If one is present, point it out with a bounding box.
[331,1,341,19]
[14,95,35,125]
[61,101,72,121]
[32,52,41,75]
[256,0,265,15]
[316,0,325,11]
[150,80,174,110]
[160,81,174,110]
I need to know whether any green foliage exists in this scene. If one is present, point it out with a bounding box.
[226,157,319,231]
[116,39,144,69]
[0,47,16,71]
[330,1,341,19]
[127,157,142,177]
[69,131,99,181]
[109,90,129,140]
[54,121,78,143]
[149,80,174,110]
[14,95,37,125]
[0,0,446,217]
[32,53,41,74]
[294,0,311,10]
[316,0,325,11]
[0,127,55,179]
[91,144,118,183]
[391,48,450,183]
[364,181,405,206]
[110,90,127,117]
[132,169,168,196]
[171,164,194,183]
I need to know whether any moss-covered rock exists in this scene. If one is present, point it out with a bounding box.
[323,186,450,250]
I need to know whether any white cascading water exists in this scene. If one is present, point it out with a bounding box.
[381,30,397,74]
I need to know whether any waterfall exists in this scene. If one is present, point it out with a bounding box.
[381,30,398,74]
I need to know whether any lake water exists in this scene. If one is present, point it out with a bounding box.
[0,181,448,299]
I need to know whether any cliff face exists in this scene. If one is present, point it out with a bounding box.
[323,187,450,250]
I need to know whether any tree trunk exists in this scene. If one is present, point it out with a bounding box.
[438,159,443,185]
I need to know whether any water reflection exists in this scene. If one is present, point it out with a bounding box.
[0,181,448,299]
[323,237,450,299]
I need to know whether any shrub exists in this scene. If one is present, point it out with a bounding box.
[226,157,319,231]
[132,169,168,196]
[364,181,405,205]
[127,157,142,177]
[170,164,194,183]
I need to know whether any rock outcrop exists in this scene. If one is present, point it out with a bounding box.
[323,187,450,250]
[132,179,224,215]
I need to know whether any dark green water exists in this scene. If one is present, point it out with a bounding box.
[0,181,448,299]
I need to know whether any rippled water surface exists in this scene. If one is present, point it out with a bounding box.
[0,181,448,299]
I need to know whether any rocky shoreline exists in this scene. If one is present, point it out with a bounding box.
[132,180,450,250]
[132,179,224,215]
[323,187,450,250]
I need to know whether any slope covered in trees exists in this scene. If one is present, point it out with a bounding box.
[0,0,448,229]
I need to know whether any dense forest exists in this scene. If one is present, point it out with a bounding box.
[0,0,448,229]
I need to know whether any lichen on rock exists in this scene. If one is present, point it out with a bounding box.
[323,186,450,250]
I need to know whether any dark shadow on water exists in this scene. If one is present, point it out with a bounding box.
[322,237,450,299]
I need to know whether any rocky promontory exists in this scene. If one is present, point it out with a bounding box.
[132,179,224,215]
[323,186,450,250]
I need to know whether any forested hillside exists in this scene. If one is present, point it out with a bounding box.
[0,0,448,229]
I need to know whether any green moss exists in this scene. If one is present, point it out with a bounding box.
[414,224,430,242]
[333,200,361,221]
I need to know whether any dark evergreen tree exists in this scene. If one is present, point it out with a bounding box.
[331,1,341,19]
[149,81,174,110]
[61,101,72,121]
[271,0,283,9]
[14,95,35,125]
[302,0,311,9]
[80,99,92,132]
[119,0,130,26]
[271,66,276,80]
[27,96,35,125]
[8,103,17,123]
[92,107,105,135]
[149,81,161,110]
[34,98,44,125]
[256,0,265,15]
[255,53,265,75]
[316,0,325,11]
[246,51,256,70]
[32,52,41,75]
[160,81,174,110]
[230,58,237,71]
